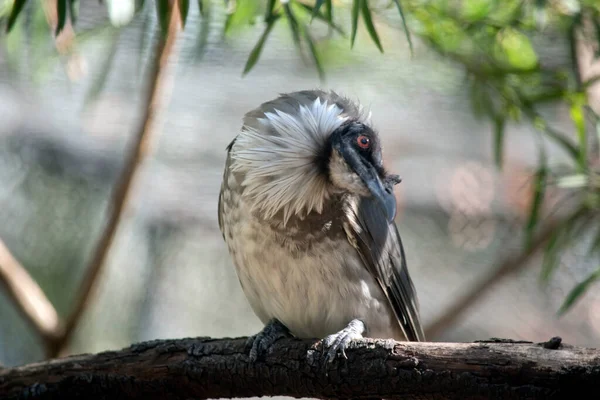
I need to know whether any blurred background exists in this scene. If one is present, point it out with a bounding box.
[0,0,599,372]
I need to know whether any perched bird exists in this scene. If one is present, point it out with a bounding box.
[218,90,425,362]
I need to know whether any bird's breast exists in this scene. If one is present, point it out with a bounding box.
[220,186,403,340]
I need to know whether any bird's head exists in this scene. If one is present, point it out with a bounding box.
[230,90,400,225]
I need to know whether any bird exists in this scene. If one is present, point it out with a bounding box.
[218,89,425,362]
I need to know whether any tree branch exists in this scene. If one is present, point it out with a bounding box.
[1,336,599,399]
[46,0,183,358]
[0,239,63,344]
[425,218,562,339]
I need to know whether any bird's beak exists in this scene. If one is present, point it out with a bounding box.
[364,172,397,223]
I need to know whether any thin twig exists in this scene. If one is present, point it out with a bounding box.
[0,238,63,345]
[424,217,565,339]
[46,1,183,358]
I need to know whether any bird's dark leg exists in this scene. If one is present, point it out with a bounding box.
[246,318,291,362]
[322,319,366,363]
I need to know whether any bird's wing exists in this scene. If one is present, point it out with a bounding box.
[218,137,237,238]
[345,195,425,342]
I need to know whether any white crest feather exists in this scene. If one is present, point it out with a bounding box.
[230,97,349,225]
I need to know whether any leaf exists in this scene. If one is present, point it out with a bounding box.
[56,0,67,36]
[179,0,190,28]
[495,28,539,70]
[558,268,600,315]
[556,174,587,188]
[569,93,587,172]
[351,0,359,48]
[297,3,345,35]
[265,0,276,19]
[525,153,547,248]
[6,0,27,33]
[361,0,383,53]
[304,29,325,82]
[198,0,205,17]
[392,0,412,53]
[191,0,211,63]
[243,14,280,76]
[541,226,563,283]
[156,0,170,36]
[68,0,78,25]
[84,28,122,107]
[283,3,302,52]
[312,0,325,21]
[462,0,493,22]
[493,114,505,168]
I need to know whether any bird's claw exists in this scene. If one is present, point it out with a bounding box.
[246,319,290,362]
[321,319,365,364]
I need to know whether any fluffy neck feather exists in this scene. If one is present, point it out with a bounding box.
[231,97,366,225]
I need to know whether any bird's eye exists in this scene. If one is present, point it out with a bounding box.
[356,135,370,149]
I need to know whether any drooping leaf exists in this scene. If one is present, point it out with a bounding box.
[304,29,325,82]
[68,0,78,25]
[156,0,170,36]
[351,0,359,48]
[283,2,302,52]
[264,0,276,19]
[525,153,547,248]
[191,0,212,63]
[56,0,68,36]
[6,0,27,33]
[569,92,587,172]
[243,14,280,76]
[361,0,383,53]
[312,0,325,21]
[493,114,505,168]
[179,0,190,28]
[558,268,600,315]
[84,28,122,107]
[392,0,412,53]
[541,226,563,283]
[198,0,205,17]
[297,2,344,35]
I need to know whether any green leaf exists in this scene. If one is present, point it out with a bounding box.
[198,0,205,17]
[243,14,280,76]
[156,0,170,35]
[191,0,211,63]
[541,226,563,283]
[312,0,325,21]
[68,0,78,25]
[179,0,190,28]
[495,28,539,70]
[265,0,276,19]
[283,3,302,52]
[56,0,67,36]
[361,0,383,53]
[6,0,27,33]
[84,28,122,107]
[392,0,412,53]
[351,0,359,48]
[493,114,505,168]
[556,173,587,188]
[324,0,332,25]
[569,93,587,172]
[525,154,547,248]
[304,29,325,82]
[461,0,493,22]
[297,2,345,35]
[558,268,600,315]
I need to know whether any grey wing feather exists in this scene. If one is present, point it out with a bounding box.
[347,196,425,342]
[218,137,237,238]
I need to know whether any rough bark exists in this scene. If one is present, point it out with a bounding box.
[0,336,598,400]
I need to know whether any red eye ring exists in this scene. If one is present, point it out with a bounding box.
[356,135,371,149]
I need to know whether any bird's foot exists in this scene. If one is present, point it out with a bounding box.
[322,319,365,364]
[246,318,291,362]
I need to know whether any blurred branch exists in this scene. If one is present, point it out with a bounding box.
[425,216,566,339]
[0,239,63,345]
[1,336,599,399]
[46,0,183,358]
